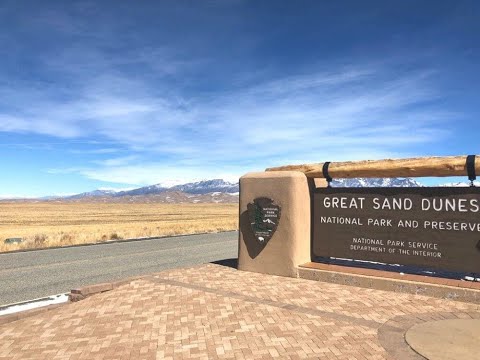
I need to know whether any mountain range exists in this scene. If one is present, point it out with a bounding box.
[70,177,424,200]
[69,179,239,199]
[3,178,478,203]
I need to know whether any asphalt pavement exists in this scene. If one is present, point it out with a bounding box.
[0,231,238,306]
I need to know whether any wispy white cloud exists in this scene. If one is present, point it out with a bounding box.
[46,167,85,175]
[69,147,122,154]
[79,163,242,186]
[93,155,139,167]
[0,22,453,186]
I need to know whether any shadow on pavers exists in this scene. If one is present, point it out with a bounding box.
[211,258,238,269]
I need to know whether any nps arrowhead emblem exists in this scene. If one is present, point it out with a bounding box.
[247,197,281,244]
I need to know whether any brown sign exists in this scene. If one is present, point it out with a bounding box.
[313,187,480,273]
[248,197,281,244]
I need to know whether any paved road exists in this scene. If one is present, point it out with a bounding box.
[0,231,238,306]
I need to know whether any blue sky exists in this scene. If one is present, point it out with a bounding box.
[0,1,479,197]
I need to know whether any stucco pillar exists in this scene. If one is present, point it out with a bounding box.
[238,171,311,277]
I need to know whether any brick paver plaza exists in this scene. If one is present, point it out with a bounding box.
[1,263,479,359]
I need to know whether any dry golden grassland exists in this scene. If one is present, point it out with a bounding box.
[0,202,238,252]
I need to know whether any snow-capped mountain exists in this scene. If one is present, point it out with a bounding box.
[331,178,424,188]
[114,179,239,196]
[115,184,167,197]
[50,180,240,203]
[170,179,239,194]
[67,189,118,199]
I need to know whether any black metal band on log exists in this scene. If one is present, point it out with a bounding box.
[322,162,332,186]
[467,155,476,181]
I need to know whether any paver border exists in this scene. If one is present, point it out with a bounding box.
[298,263,480,304]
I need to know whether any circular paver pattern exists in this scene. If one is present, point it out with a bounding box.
[405,319,480,360]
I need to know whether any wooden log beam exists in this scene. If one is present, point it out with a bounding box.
[265,155,480,179]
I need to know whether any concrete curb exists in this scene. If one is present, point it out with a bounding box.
[69,275,150,302]
[1,230,238,255]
